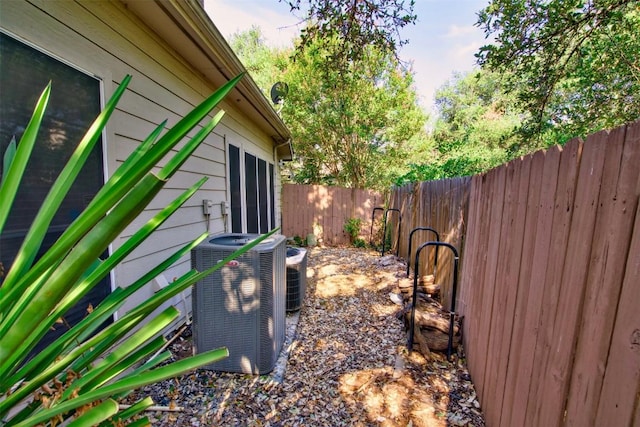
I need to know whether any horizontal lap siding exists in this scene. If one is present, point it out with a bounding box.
[2,1,277,317]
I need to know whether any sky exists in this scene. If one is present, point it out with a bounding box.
[204,0,491,116]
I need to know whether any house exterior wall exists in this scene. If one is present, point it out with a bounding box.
[0,0,284,319]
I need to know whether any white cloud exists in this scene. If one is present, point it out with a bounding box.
[445,24,480,38]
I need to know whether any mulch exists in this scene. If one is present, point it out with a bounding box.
[123,247,485,426]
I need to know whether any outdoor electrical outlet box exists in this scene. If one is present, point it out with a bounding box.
[203,199,213,215]
[221,201,229,215]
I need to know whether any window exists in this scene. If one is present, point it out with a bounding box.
[0,32,111,350]
[227,143,276,234]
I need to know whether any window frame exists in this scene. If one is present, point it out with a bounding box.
[225,140,276,234]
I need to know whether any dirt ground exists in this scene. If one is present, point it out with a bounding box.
[127,246,485,426]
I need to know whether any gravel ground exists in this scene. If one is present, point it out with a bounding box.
[124,247,485,426]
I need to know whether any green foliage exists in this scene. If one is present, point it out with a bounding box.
[282,0,417,66]
[228,26,289,96]
[0,74,278,426]
[292,235,306,246]
[353,237,367,248]
[343,217,362,244]
[281,37,427,190]
[477,0,640,145]
[395,70,520,184]
[229,27,427,190]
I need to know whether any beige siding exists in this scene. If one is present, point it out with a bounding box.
[0,0,282,318]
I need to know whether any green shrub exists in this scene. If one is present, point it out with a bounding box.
[353,237,367,248]
[0,73,276,426]
[343,217,362,245]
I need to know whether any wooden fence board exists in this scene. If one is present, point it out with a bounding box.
[474,166,506,426]
[470,167,504,404]
[461,175,485,392]
[595,201,640,426]
[538,131,607,427]
[482,159,526,426]
[594,121,640,426]
[281,183,383,246]
[516,147,560,427]
[566,124,639,425]
[527,141,582,425]
[564,126,626,424]
[500,151,544,427]
[480,161,517,426]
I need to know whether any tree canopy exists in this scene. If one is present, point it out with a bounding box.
[281,0,417,65]
[280,37,426,189]
[395,69,522,183]
[477,0,640,144]
[228,28,427,189]
[227,0,640,187]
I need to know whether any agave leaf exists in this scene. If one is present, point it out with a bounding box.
[0,311,146,414]
[11,347,229,427]
[0,76,131,291]
[1,136,17,186]
[0,172,164,373]
[0,84,50,233]
[157,111,225,180]
[5,73,243,301]
[94,119,166,197]
[10,177,208,368]
[79,336,167,393]
[100,397,153,426]
[60,307,180,400]
[65,399,119,427]
[6,232,209,388]
[126,418,152,427]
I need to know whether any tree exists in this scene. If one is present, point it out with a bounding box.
[477,0,640,145]
[396,70,523,183]
[280,37,426,189]
[228,26,289,97]
[281,0,417,66]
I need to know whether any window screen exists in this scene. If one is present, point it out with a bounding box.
[245,152,258,233]
[0,32,110,352]
[258,159,268,233]
[228,144,275,234]
[269,163,275,230]
[228,144,242,233]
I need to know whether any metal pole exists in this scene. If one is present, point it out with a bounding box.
[407,241,459,362]
[406,227,440,278]
[381,208,401,257]
[369,207,384,247]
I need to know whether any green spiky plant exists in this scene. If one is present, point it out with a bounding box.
[0,73,277,426]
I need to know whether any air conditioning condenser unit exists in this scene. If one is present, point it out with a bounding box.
[191,233,286,374]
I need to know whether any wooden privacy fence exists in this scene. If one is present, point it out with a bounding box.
[389,177,471,311]
[458,121,640,427]
[280,121,639,426]
[281,183,384,246]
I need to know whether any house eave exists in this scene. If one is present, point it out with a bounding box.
[120,0,293,157]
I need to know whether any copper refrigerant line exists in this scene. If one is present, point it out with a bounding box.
[370,207,460,362]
